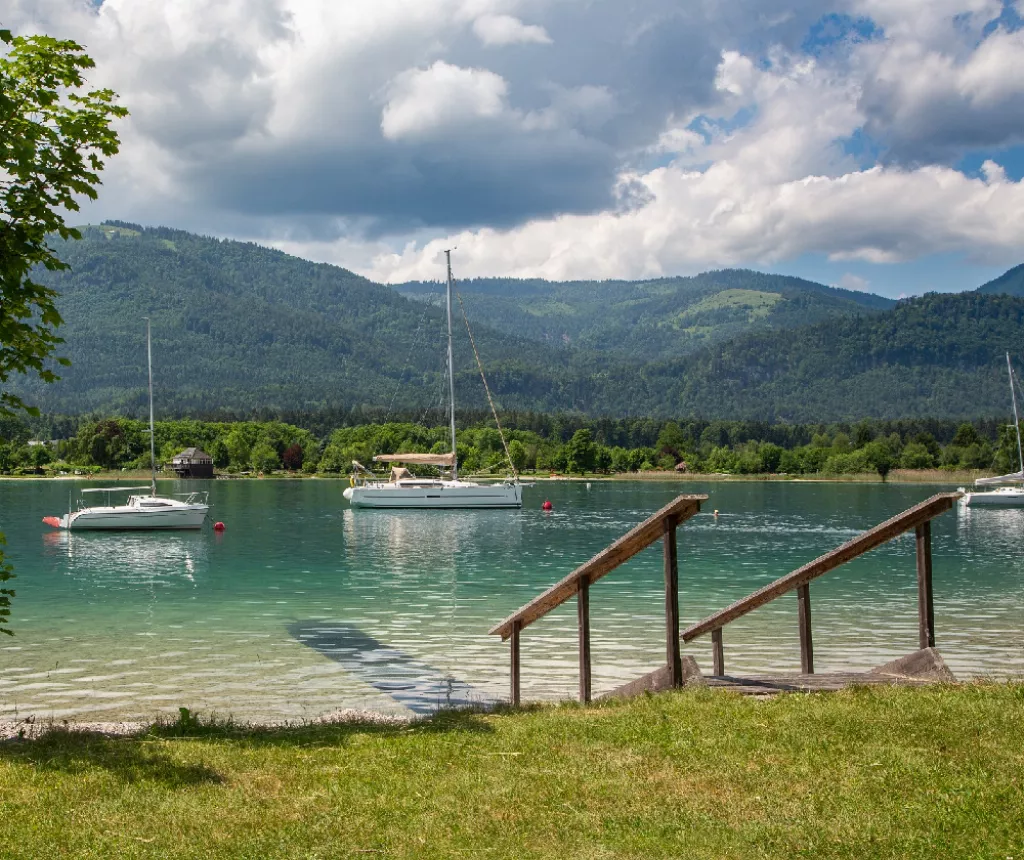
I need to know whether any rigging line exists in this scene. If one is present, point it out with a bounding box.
[454,289,519,481]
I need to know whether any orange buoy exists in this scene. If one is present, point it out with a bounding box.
[542,500,553,511]
[213,521,226,531]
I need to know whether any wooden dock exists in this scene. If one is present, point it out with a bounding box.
[492,493,962,706]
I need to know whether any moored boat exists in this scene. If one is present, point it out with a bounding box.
[42,320,211,530]
[344,252,523,510]
[961,352,1024,508]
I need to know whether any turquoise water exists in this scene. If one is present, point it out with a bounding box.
[1,479,1022,722]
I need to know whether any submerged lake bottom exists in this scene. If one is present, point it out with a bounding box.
[1,479,1022,723]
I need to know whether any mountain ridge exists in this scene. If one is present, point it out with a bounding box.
[10,222,1024,421]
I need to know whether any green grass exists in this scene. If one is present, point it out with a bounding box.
[681,288,783,319]
[1,684,1021,858]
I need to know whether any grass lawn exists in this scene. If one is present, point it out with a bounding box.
[1,684,1021,858]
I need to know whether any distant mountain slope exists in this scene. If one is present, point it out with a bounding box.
[12,224,1024,421]
[14,223,571,415]
[976,263,1024,296]
[396,269,894,359]
[538,292,1024,421]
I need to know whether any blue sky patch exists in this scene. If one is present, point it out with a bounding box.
[801,14,880,56]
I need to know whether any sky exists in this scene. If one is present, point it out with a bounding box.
[5,0,1024,297]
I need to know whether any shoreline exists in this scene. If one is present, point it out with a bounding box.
[0,708,413,741]
[0,468,985,485]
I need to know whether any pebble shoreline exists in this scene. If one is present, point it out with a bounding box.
[0,708,412,741]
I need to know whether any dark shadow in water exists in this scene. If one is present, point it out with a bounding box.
[288,620,486,715]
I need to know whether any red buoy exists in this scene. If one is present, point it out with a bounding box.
[542,500,553,511]
[213,521,226,531]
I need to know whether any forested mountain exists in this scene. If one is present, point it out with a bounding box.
[9,222,1024,421]
[542,292,1024,421]
[15,223,576,415]
[397,269,894,359]
[977,263,1024,296]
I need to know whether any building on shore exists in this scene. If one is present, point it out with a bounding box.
[171,447,214,479]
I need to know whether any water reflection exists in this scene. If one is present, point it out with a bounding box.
[42,530,208,586]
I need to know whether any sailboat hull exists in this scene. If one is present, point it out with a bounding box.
[63,504,209,530]
[344,482,522,509]
[960,488,1024,507]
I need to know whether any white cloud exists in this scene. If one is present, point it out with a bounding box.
[6,0,1024,287]
[360,42,1024,282]
[381,61,511,140]
[839,273,870,291]
[472,14,552,46]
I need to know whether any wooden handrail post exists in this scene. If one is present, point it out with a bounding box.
[578,575,592,703]
[510,620,521,706]
[712,628,724,676]
[663,513,681,687]
[916,521,935,649]
[797,583,813,674]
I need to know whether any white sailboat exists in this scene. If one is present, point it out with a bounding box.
[961,352,1024,507]
[43,320,210,530]
[343,251,523,509]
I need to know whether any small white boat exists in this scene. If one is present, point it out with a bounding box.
[43,320,211,530]
[961,352,1024,508]
[345,251,523,510]
[44,488,210,530]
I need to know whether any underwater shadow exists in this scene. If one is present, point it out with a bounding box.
[288,620,491,716]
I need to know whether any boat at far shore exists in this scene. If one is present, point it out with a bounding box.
[960,352,1024,508]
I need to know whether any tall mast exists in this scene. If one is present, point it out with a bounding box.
[445,250,458,481]
[146,318,156,496]
[1008,352,1023,474]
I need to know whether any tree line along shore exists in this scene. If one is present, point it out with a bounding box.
[2,413,1018,479]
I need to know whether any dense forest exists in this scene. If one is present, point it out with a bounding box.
[2,413,1018,479]
[396,269,893,360]
[7,222,1024,421]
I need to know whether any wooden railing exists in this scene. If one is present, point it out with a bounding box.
[489,494,707,705]
[681,491,961,676]
[491,491,961,705]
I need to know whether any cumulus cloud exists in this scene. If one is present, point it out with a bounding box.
[859,24,1024,160]
[381,62,510,140]
[5,0,1024,285]
[839,273,870,291]
[363,42,1024,282]
[472,14,552,46]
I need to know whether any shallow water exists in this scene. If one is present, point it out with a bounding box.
[0,479,1021,721]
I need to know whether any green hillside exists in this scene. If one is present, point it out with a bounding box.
[13,223,574,415]
[397,269,894,359]
[10,223,1024,421]
[547,292,1024,421]
[976,262,1024,296]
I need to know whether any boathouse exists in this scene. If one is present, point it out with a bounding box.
[171,447,214,478]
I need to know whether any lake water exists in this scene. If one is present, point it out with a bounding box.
[0,479,1022,722]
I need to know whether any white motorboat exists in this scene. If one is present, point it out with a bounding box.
[43,320,210,530]
[961,352,1024,508]
[344,251,523,510]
